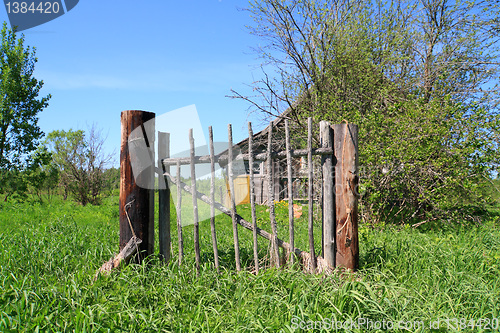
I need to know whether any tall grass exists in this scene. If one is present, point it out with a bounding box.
[0,196,499,332]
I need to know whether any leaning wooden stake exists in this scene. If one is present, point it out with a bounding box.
[227,124,241,271]
[320,121,335,268]
[208,126,220,273]
[120,110,155,261]
[189,129,201,274]
[95,236,143,279]
[248,122,259,273]
[158,132,171,263]
[267,123,280,268]
[334,123,359,271]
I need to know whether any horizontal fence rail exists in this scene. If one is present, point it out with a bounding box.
[161,147,335,166]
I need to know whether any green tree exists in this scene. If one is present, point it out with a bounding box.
[102,166,120,196]
[25,146,59,202]
[0,22,51,198]
[235,0,500,225]
[45,126,113,205]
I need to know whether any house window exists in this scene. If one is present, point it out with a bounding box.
[244,161,262,174]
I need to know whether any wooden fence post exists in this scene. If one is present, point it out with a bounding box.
[208,126,220,273]
[227,124,242,271]
[334,123,359,271]
[120,110,155,261]
[189,129,201,274]
[158,132,171,263]
[307,117,317,272]
[320,121,335,268]
[267,123,280,268]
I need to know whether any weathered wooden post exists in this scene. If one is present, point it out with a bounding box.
[189,128,201,274]
[227,124,241,271]
[120,110,155,261]
[320,121,335,268]
[158,132,171,263]
[307,117,317,272]
[334,123,359,270]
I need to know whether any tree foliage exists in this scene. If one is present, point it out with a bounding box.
[0,22,51,197]
[236,0,500,224]
[45,125,113,206]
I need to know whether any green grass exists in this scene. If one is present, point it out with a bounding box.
[0,196,499,332]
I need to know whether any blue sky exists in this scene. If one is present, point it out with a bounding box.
[0,1,269,166]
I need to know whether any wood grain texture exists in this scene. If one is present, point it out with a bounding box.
[119,110,155,262]
[208,126,220,273]
[248,122,260,273]
[334,123,359,271]
[189,128,201,274]
[227,124,241,271]
[320,121,335,268]
[158,132,171,263]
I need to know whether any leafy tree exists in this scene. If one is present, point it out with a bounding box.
[102,167,120,196]
[25,146,59,202]
[45,125,113,205]
[235,0,500,225]
[0,22,51,197]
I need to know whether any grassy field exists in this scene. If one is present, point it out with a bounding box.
[0,196,499,332]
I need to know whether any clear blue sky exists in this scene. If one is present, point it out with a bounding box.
[0,1,269,166]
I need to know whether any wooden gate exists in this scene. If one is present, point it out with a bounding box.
[119,110,359,274]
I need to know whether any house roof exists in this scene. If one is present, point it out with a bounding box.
[230,106,294,153]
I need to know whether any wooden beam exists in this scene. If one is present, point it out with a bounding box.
[334,123,359,271]
[248,122,260,273]
[208,126,220,273]
[227,124,241,271]
[307,117,317,272]
[285,119,295,265]
[176,161,184,266]
[161,148,335,166]
[189,129,201,274]
[320,121,335,268]
[267,123,280,268]
[120,110,155,261]
[158,132,171,263]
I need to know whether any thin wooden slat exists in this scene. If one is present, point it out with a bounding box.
[176,160,184,266]
[267,123,280,268]
[248,122,259,274]
[307,117,317,271]
[320,121,335,268]
[162,148,334,166]
[208,126,220,273]
[189,129,201,274]
[158,132,171,263]
[334,123,359,271]
[285,119,294,265]
[227,124,241,271]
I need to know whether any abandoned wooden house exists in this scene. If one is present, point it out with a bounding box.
[218,112,311,206]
